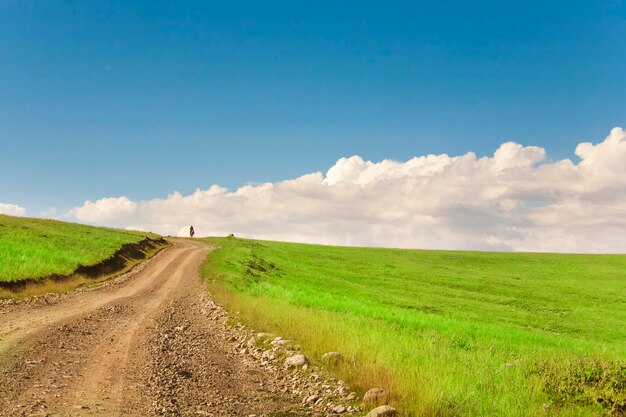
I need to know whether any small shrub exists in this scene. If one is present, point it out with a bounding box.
[451,337,472,351]
[538,358,626,415]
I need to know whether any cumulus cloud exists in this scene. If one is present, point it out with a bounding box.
[0,203,26,217]
[69,196,137,223]
[66,128,626,253]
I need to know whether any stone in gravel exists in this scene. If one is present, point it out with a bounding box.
[365,405,397,417]
[284,354,308,369]
[271,337,289,346]
[305,394,320,404]
[321,352,344,366]
[363,387,386,404]
[332,405,347,413]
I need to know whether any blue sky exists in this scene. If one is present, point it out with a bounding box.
[1,0,625,215]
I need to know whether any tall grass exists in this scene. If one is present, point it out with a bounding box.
[201,237,626,417]
[0,214,158,282]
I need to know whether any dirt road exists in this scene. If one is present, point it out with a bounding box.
[0,239,305,417]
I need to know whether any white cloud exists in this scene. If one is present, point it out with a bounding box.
[40,207,57,218]
[68,196,137,223]
[66,128,626,253]
[0,203,26,217]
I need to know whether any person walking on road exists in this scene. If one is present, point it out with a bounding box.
[189,225,195,238]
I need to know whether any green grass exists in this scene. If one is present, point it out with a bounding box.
[0,214,159,282]
[201,236,626,417]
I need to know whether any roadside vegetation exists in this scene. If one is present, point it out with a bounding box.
[0,215,161,295]
[202,236,626,417]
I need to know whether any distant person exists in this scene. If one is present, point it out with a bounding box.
[189,225,195,238]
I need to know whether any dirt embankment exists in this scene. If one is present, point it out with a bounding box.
[0,237,167,293]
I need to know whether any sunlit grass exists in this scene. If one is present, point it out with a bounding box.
[0,214,158,282]
[201,236,626,417]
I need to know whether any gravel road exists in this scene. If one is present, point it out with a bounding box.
[0,238,325,417]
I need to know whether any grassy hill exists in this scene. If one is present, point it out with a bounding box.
[0,214,160,284]
[202,237,626,417]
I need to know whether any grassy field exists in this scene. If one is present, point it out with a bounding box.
[0,214,159,283]
[202,236,626,417]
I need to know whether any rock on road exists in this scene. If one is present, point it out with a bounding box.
[0,238,303,417]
